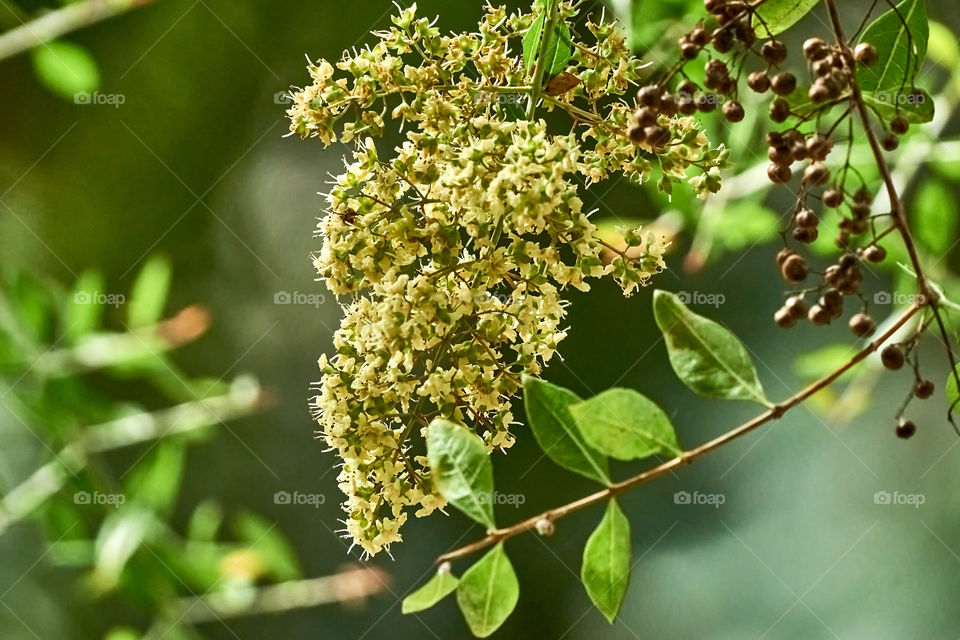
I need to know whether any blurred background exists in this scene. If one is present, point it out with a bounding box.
[1,0,960,638]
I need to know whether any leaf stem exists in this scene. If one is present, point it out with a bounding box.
[435,302,922,564]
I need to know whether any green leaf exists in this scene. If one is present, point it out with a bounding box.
[753,0,821,37]
[863,88,934,123]
[123,441,185,516]
[427,419,496,529]
[947,364,960,407]
[31,40,99,99]
[857,0,928,93]
[523,376,610,484]
[128,256,172,329]
[64,269,105,343]
[456,543,519,637]
[653,290,770,406]
[569,388,681,461]
[232,510,302,581]
[913,179,957,253]
[581,499,631,623]
[522,2,571,77]
[711,201,779,251]
[403,569,460,614]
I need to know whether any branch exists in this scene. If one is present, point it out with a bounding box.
[0,0,155,63]
[436,302,922,564]
[823,0,960,428]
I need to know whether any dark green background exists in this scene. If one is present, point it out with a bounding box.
[2,1,960,638]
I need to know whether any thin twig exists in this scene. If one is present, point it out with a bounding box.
[0,0,155,63]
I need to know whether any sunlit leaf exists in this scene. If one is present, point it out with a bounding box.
[31,40,99,99]
[653,290,770,406]
[523,376,610,484]
[128,256,172,329]
[456,543,519,637]
[581,499,631,623]
[570,388,681,461]
[403,569,460,614]
[857,0,928,93]
[427,419,496,529]
[754,0,821,37]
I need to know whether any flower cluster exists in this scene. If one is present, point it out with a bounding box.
[289,2,724,556]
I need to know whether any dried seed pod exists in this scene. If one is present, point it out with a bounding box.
[775,307,797,328]
[793,226,818,243]
[881,134,900,151]
[891,115,909,135]
[636,85,661,108]
[795,208,818,228]
[808,304,832,325]
[803,163,830,185]
[803,37,828,61]
[785,296,807,319]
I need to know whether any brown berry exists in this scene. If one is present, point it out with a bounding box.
[793,226,818,243]
[803,163,830,185]
[770,98,790,123]
[891,115,909,135]
[849,313,876,337]
[881,344,905,370]
[781,254,809,282]
[881,134,899,151]
[645,126,671,148]
[803,37,828,61]
[762,40,788,65]
[770,72,797,96]
[896,419,916,439]
[855,43,878,67]
[748,71,770,93]
[690,27,710,47]
[637,86,661,108]
[775,307,797,328]
[914,380,935,399]
[768,163,792,184]
[723,100,745,123]
[795,208,818,228]
[863,245,886,263]
[808,304,832,325]
[785,296,807,319]
[823,189,844,208]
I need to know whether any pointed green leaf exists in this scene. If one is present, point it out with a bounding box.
[403,569,460,614]
[947,364,960,407]
[857,0,928,93]
[64,269,105,343]
[128,256,172,329]
[31,40,99,99]
[582,499,631,623]
[522,1,571,77]
[754,0,821,37]
[653,290,770,406]
[569,388,681,461]
[523,376,610,485]
[427,419,496,529]
[456,543,519,638]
